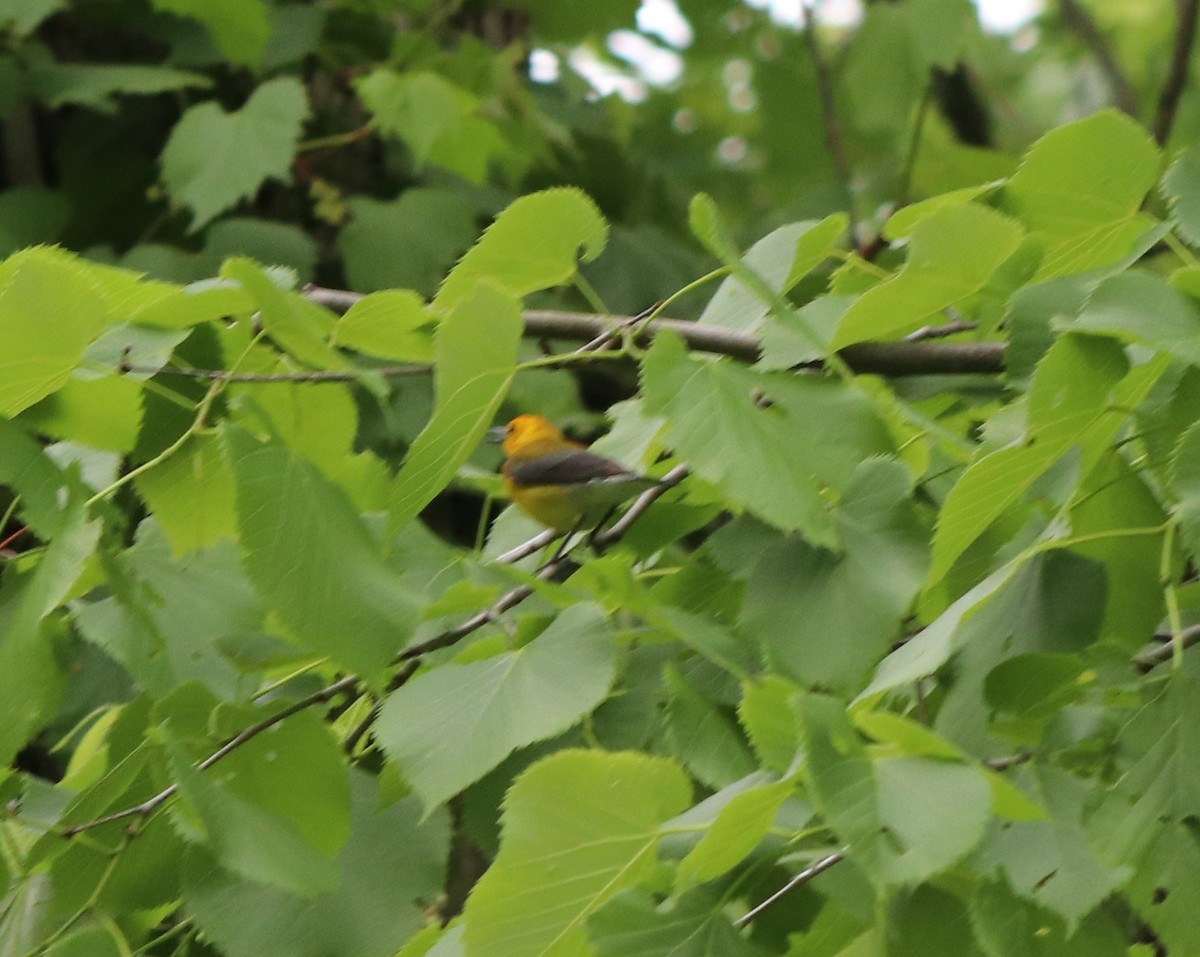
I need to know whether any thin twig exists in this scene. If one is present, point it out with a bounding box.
[1154,0,1200,145]
[734,850,846,927]
[904,319,977,342]
[593,463,689,546]
[1058,0,1139,116]
[62,675,359,836]
[124,364,429,383]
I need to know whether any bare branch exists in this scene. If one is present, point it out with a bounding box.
[62,675,360,836]
[799,3,855,236]
[1136,623,1200,672]
[1058,0,1139,116]
[1154,0,1200,145]
[302,285,1007,376]
[735,850,846,927]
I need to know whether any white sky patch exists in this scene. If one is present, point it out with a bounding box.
[637,0,693,47]
[528,48,560,84]
[568,47,648,101]
[609,30,685,85]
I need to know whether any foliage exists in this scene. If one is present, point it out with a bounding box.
[2,1,1200,956]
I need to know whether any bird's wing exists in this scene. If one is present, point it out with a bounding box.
[504,448,640,487]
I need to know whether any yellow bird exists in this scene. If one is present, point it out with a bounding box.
[494,414,664,533]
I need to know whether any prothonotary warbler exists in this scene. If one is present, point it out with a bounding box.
[493,414,664,533]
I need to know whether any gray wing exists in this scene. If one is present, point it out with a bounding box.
[504,448,636,488]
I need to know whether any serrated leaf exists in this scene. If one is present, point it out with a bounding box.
[738,676,802,775]
[927,335,1130,585]
[160,77,308,230]
[435,188,607,310]
[388,282,521,531]
[332,289,434,361]
[376,604,616,812]
[221,258,343,369]
[26,63,212,109]
[744,458,928,690]
[185,774,448,957]
[1004,109,1160,279]
[666,668,756,790]
[20,374,143,452]
[228,428,417,676]
[149,0,270,66]
[462,750,690,957]
[698,215,845,334]
[831,203,1023,348]
[799,695,990,887]
[0,249,109,417]
[1073,270,1200,365]
[135,433,237,555]
[589,888,756,957]
[675,781,791,890]
[1163,144,1200,247]
[643,333,895,542]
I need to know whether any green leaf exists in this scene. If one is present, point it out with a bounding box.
[43,927,125,957]
[0,493,99,770]
[927,335,1130,585]
[135,432,237,555]
[185,774,449,957]
[799,695,990,887]
[0,248,109,417]
[0,417,68,537]
[666,668,756,790]
[339,190,480,296]
[462,750,690,957]
[675,780,791,890]
[1003,109,1160,279]
[26,63,212,109]
[221,258,343,369]
[905,0,975,69]
[1073,270,1200,365]
[698,215,845,333]
[1173,420,1200,556]
[332,289,434,362]
[166,734,341,896]
[744,458,928,690]
[1162,143,1200,247]
[978,768,1122,928]
[643,334,890,542]
[149,0,270,66]
[355,69,502,181]
[74,521,256,699]
[435,188,607,310]
[830,203,1023,348]
[376,604,617,812]
[738,676,802,775]
[589,888,756,957]
[20,374,143,452]
[687,193,741,263]
[388,282,521,531]
[160,77,308,230]
[228,428,417,676]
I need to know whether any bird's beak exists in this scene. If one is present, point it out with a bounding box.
[485,425,506,444]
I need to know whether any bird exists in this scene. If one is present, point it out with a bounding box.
[493,414,665,534]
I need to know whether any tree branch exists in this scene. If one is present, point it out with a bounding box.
[799,2,855,238]
[1154,0,1200,145]
[302,285,1006,376]
[1136,623,1200,672]
[1057,0,1139,116]
[734,850,846,927]
[61,675,361,836]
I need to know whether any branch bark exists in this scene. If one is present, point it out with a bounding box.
[303,285,1006,377]
[1058,0,1139,116]
[1154,0,1200,145]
